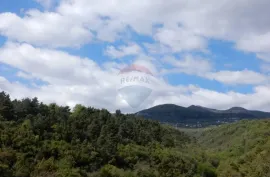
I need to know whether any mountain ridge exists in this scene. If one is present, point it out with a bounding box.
[136,104,270,127]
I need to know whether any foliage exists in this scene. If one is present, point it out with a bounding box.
[0,92,201,177]
[195,119,270,177]
[0,91,269,177]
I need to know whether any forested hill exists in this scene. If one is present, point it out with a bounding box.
[1,91,270,177]
[193,119,270,177]
[136,104,270,127]
[0,91,214,177]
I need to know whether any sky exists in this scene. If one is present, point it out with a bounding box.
[1,0,270,113]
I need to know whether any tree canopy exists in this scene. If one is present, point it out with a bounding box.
[0,91,269,177]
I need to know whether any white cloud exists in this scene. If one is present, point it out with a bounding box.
[133,57,160,76]
[35,0,54,9]
[102,62,127,73]
[162,55,212,75]
[143,43,171,55]
[2,72,270,112]
[236,32,270,61]
[161,55,268,85]
[0,0,269,56]
[146,84,270,112]
[16,71,34,80]
[105,43,142,59]
[0,42,159,112]
[256,53,270,62]
[205,69,268,85]
[260,63,270,73]
[154,26,207,52]
[0,42,269,112]
[0,42,102,85]
[0,11,93,48]
[236,32,270,53]
[0,43,124,111]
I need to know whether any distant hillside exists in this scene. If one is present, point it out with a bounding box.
[136,104,270,127]
[194,119,270,177]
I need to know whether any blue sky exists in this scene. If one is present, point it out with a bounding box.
[0,0,40,13]
[0,0,270,112]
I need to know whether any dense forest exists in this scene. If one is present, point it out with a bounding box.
[195,119,270,177]
[0,91,269,177]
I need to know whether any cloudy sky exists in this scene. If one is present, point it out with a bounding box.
[1,0,270,112]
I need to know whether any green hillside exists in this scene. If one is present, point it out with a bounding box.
[0,92,216,177]
[194,120,270,177]
[0,91,269,177]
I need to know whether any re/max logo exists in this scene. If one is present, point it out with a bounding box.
[121,76,150,84]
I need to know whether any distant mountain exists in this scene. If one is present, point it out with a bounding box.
[188,105,222,113]
[136,104,270,127]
